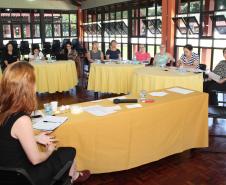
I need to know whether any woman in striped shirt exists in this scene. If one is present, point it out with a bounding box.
[177,44,199,68]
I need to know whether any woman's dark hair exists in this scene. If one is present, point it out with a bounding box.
[5,42,16,55]
[32,45,40,55]
[110,40,117,46]
[184,44,193,51]
[92,41,98,45]
[223,48,226,54]
[64,41,72,54]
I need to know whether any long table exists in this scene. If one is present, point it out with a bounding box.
[88,63,145,94]
[131,67,203,95]
[41,88,208,174]
[31,60,78,93]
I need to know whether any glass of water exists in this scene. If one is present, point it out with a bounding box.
[140,90,147,101]
[44,103,52,115]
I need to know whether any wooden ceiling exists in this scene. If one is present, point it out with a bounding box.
[70,0,86,6]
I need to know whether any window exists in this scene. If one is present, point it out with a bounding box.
[216,0,226,10]
[13,25,21,38]
[22,24,31,38]
[54,24,61,37]
[83,1,161,60]
[3,24,11,38]
[0,9,78,49]
[45,24,52,37]
[174,0,226,70]
[33,24,40,38]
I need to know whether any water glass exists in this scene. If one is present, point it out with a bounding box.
[44,103,52,115]
[140,90,147,101]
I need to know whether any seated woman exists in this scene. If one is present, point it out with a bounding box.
[177,44,199,68]
[135,45,151,63]
[204,48,226,105]
[29,46,45,62]
[61,42,81,78]
[2,42,20,71]
[87,41,104,63]
[153,44,175,67]
[0,62,90,185]
[106,40,121,60]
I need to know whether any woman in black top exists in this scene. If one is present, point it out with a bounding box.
[0,62,90,185]
[106,40,121,60]
[2,42,20,71]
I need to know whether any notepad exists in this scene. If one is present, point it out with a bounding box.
[167,87,194,95]
[149,92,168,97]
[126,104,142,109]
[32,116,68,131]
[83,105,118,116]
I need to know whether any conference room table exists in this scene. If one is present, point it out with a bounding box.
[36,88,208,174]
[131,67,203,95]
[31,60,78,93]
[88,63,145,94]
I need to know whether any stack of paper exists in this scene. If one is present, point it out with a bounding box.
[83,105,121,116]
[149,92,168,97]
[33,116,68,131]
[167,87,194,95]
[126,104,142,109]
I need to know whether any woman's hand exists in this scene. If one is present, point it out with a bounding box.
[46,143,57,155]
[35,131,57,146]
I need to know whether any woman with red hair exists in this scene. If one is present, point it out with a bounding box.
[0,62,90,184]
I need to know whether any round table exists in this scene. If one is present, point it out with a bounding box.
[31,60,78,93]
[88,63,145,94]
[131,67,203,95]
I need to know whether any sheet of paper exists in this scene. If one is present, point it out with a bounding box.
[32,116,68,131]
[126,104,142,109]
[83,105,117,116]
[108,96,127,101]
[33,121,63,131]
[208,72,221,82]
[105,105,122,111]
[43,116,68,123]
[149,91,168,97]
[167,87,194,95]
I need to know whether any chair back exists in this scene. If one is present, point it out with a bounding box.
[0,167,35,185]
[20,41,30,55]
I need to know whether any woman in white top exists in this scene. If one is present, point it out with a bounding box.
[29,47,44,62]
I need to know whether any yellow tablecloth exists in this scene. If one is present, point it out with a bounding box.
[131,67,203,95]
[88,63,145,94]
[31,60,78,93]
[44,89,208,174]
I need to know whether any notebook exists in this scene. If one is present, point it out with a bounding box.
[32,116,68,131]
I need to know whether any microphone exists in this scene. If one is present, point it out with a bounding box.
[113,99,138,104]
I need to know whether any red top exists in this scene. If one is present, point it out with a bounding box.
[135,52,151,62]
